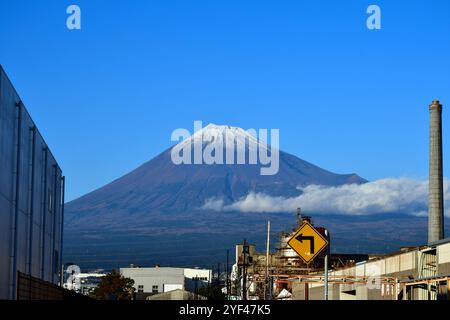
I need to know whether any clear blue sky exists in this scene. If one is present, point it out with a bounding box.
[1,0,450,201]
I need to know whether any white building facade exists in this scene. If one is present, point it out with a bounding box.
[120,267,211,297]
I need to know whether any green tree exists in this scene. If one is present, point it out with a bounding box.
[90,271,135,300]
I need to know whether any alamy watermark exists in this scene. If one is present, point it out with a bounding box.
[170,121,280,176]
[66,4,381,30]
[65,5,380,31]
[365,264,382,290]
[64,264,81,290]
[366,5,381,30]
[66,5,81,30]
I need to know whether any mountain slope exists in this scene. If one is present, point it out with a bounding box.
[65,124,365,229]
[63,124,374,269]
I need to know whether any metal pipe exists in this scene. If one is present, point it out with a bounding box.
[59,176,65,286]
[10,101,22,299]
[40,147,48,279]
[324,229,329,300]
[272,274,398,280]
[27,126,36,275]
[51,164,58,283]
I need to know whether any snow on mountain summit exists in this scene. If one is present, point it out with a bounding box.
[174,123,273,152]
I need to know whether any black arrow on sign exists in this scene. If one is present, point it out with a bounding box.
[295,234,315,254]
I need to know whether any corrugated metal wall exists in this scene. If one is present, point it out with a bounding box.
[0,66,64,299]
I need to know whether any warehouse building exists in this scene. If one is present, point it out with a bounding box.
[291,238,450,300]
[0,66,65,299]
[120,266,211,300]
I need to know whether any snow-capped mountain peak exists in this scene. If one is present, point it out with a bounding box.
[175,123,273,152]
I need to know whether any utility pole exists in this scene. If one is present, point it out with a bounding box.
[305,283,309,300]
[226,249,230,300]
[265,220,270,300]
[242,238,249,301]
[208,268,212,291]
[267,275,273,300]
[217,263,220,285]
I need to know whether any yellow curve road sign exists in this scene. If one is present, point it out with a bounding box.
[287,222,329,264]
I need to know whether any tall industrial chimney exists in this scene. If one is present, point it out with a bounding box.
[296,207,302,226]
[428,99,444,243]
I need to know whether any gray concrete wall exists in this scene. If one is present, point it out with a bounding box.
[147,289,200,300]
[292,279,401,300]
[291,282,334,300]
[0,66,63,299]
[438,243,450,275]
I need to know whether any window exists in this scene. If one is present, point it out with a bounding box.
[193,277,207,281]
[152,285,158,293]
[137,285,144,293]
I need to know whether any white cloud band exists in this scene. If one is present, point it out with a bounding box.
[202,178,450,217]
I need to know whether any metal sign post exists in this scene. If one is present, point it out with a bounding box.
[324,229,329,301]
[287,221,329,264]
[288,221,330,300]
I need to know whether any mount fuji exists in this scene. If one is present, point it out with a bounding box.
[64,124,392,269]
[65,124,365,227]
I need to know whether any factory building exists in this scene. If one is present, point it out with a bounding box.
[120,266,211,300]
[287,100,449,300]
[231,223,368,300]
[291,239,450,300]
[0,66,65,299]
[236,214,450,300]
